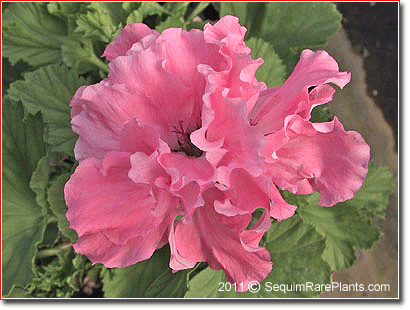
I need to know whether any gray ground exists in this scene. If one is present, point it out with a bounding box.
[319,29,399,299]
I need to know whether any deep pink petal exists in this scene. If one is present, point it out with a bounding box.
[107,45,201,148]
[248,49,351,134]
[120,118,160,155]
[191,89,265,178]
[70,82,141,161]
[65,152,162,245]
[157,152,214,191]
[267,115,370,206]
[201,15,266,112]
[268,185,297,221]
[73,225,166,268]
[172,188,272,291]
[103,23,159,61]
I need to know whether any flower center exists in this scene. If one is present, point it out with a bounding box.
[172,121,203,157]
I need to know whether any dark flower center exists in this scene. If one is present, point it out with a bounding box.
[172,121,203,157]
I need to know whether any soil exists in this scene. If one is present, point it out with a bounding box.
[336,2,399,149]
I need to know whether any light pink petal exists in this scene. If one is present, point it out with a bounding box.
[204,15,249,54]
[157,27,221,119]
[268,115,370,206]
[248,49,351,134]
[73,225,166,268]
[169,217,204,270]
[158,152,214,191]
[268,185,297,221]
[240,210,271,252]
[65,152,162,245]
[120,118,160,155]
[107,45,201,148]
[192,89,265,177]
[214,169,270,216]
[201,15,266,112]
[103,23,159,61]
[172,188,272,291]
[128,151,169,186]
[175,181,205,219]
[70,82,141,161]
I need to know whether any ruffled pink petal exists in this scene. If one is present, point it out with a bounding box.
[214,168,270,216]
[191,89,265,178]
[268,185,297,221]
[201,15,266,112]
[157,28,221,123]
[70,82,142,161]
[103,23,159,61]
[73,225,166,268]
[214,168,296,221]
[107,44,201,148]
[248,49,351,134]
[128,150,169,186]
[172,188,272,292]
[267,115,370,206]
[204,15,249,54]
[157,152,214,191]
[120,118,160,155]
[65,151,165,247]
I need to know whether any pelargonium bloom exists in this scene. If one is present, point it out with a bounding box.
[64,15,370,291]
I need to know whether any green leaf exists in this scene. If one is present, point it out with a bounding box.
[220,2,342,74]
[5,285,29,298]
[75,2,127,43]
[61,34,109,74]
[2,2,67,66]
[186,2,210,21]
[185,268,230,298]
[142,2,172,16]
[144,267,188,298]
[29,156,52,212]
[185,217,330,298]
[47,2,86,33]
[220,2,266,38]
[6,64,88,155]
[47,173,78,242]
[246,37,286,87]
[260,2,342,72]
[2,99,47,296]
[155,3,188,32]
[346,162,395,219]
[296,193,380,270]
[310,105,333,123]
[102,246,188,298]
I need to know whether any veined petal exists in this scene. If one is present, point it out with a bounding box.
[172,188,272,292]
[268,115,370,206]
[102,23,159,61]
[249,49,351,134]
[73,225,166,268]
[65,152,163,246]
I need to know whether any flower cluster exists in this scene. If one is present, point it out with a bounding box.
[64,15,370,291]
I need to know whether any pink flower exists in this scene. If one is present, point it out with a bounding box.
[64,15,370,291]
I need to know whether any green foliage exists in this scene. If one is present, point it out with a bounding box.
[2,2,67,66]
[295,193,380,271]
[102,246,188,298]
[2,100,47,296]
[6,64,88,155]
[220,2,342,74]
[26,222,97,298]
[347,162,396,219]
[75,2,127,43]
[1,2,395,299]
[185,217,330,298]
[247,37,286,87]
